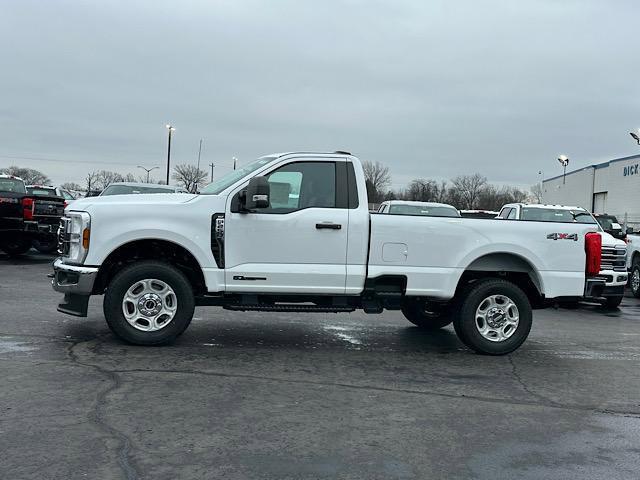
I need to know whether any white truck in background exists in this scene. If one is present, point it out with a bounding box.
[626,234,640,298]
[497,203,627,308]
[52,152,603,355]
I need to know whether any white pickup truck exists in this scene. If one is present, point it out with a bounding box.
[626,234,640,298]
[52,152,603,355]
[497,203,628,308]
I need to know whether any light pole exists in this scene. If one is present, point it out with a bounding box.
[165,124,175,185]
[630,129,640,145]
[209,163,215,182]
[197,139,203,171]
[137,165,159,183]
[233,157,237,170]
[557,155,569,185]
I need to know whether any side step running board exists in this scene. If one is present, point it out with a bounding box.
[224,304,355,313]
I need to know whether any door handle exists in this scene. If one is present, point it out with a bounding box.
[316,222,342,230]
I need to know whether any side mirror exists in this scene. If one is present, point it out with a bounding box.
[627,227,634,234]
[242,176,270,210]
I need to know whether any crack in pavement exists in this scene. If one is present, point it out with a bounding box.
[102,365,640,418]
[66,339,139,480]
[507,354,564,408]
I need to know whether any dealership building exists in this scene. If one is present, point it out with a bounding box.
[542,153,640,228]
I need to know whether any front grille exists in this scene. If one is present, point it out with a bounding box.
[600,246,626,272]
[58,217,71,256]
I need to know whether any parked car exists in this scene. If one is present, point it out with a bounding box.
[459,210,500,219]
[593,213,625,241]
[377,200,460,217]
[497,203,627,309]
[0,175,65,256]
[99,182,189,196]
[626,233,640,298]
[53,152,602,355]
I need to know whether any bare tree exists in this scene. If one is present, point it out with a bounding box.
[85,171,100,192]
[172,164,208,192]
[0,166,50,185]
[362,159,391,203]
[530,183,544,203]
[61,182,83,192]
[405,179,439,202]
[451,174,487,210]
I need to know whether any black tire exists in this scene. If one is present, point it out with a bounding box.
[630,264,640,299]
[452,278,532,355]
[1,237,32,256]
[601,295,623,310]
[32,237,58,254]
[103,261,195,345]
[401,298,452,330]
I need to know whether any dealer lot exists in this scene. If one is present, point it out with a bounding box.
[1,253,640,480]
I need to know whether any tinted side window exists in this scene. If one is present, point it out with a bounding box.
[262,162,336,213]
[507,208,517,220]
[498,207,510,219]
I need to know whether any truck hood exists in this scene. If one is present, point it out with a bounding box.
[599,230,626,248]
[68,193,199,212]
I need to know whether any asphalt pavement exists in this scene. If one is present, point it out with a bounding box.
[1,251,640,480]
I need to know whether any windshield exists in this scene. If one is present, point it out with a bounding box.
[101,185,174,196]
[388,204,460,217]
[27,186,57,196]
[596,216,618,230]
[200,156,277,195]
[520,207,597,224]
[0,178,27,193]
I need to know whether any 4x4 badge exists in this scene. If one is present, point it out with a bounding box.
[546,233,578,241]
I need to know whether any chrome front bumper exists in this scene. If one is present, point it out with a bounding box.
[51,258,99,295]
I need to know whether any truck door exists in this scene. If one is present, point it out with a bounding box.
[224,160,349,294]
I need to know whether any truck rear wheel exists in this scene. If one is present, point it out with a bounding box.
[33,237,58,254]
[601,295,623,309]
[103,261,195,345]
[1,237,32,257]
[452,278,532,355]
[401,299,452,330]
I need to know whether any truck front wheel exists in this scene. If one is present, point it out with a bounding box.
[630,264,640,299]
[103,261,195,345]
[401,299,452,330]
[453,278,532,355]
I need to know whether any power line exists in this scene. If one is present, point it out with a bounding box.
[0,153,138,167]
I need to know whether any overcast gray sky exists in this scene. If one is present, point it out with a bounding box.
[1,0,638,189]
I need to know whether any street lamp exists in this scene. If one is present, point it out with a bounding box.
[233,157,237,170]
[165,124,175,185]
[557,155,569,185]
[137,165,159,183]
[630,129,640,145]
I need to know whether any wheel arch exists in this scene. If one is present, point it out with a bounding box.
[457,252,544,306]
[93,238,207,295]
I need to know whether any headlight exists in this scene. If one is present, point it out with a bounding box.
[64,211,91,264]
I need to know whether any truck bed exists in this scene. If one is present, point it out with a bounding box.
[368,214,598,300]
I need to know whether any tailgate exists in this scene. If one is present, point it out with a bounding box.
[32,195,65,223]
[0,192,24,220]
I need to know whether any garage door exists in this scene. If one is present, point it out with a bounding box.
[593,192,607,213]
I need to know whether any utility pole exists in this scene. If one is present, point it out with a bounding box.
[165,124,175,185]
[197,139,203,171]
[209,163,215,182]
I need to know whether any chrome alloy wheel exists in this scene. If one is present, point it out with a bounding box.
[122,279,178,332]
[475,294,519,342]
[632,268,640,294]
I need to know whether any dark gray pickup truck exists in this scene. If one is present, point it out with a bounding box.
[0,175,65,256]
